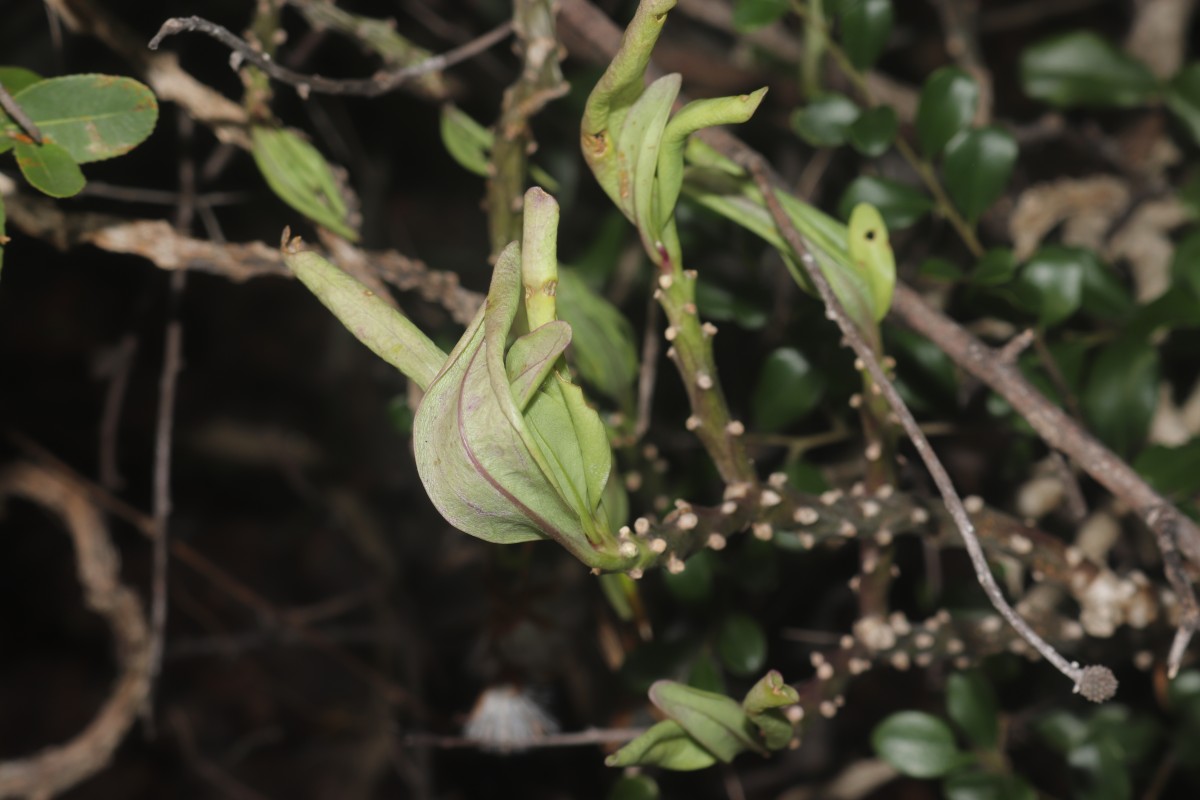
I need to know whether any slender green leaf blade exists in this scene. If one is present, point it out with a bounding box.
[439,105,492,177]
[14,140,86,198]
[252,126,357,241]
[650,681,766,760]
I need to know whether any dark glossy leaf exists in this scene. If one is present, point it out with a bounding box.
[919,257,963,281]
[946,670,999,750]
[837,175,932,230]
[1037,711,1089,752]
[790,93,860,147]
[916,67,979,157]
[1135,439,1200,499]
[694,279,768,329]
[9,74,157,163]
[716,613,767,677]
[663,549,715,605]
[733,0,789,32]
[945,771,1038,800]
[972,248,1017,286]
[1080,253,1133,320]
[872,711,965,778]
[1086,705,1161,767]
[1020,31,1158,108]
[886,326,959,412]
[848,105,897,156]
[14,140,85,198]
[252,126,357,241]
[606,720,718,771]
[1166,62,1200,144]
[1013,245,1089,326]
[751,347,827,431]
[1082,336,1159,457]
[839,0,893,70]
[608,775,660,800]
[1171,228,1200,299]
[1067,738,1133,800]
[942,127,1018,223]
[688,652,726,695]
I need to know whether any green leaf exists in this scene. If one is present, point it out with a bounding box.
[942,127,1018,223]
[650,681,766,760]
[944,771,1038,800]
[916,66,979,158]
[972,248,1017,286]
[606,720,718,771]
[1171,228,1200,299]
[7,74,156,163]
[847,202,895,319]
[1167,63,1200,145]
[283,249,446,389]
[848,104,897,157]
[252,126,357,240]
[733,0,789,32]
[838,175,932,230]
[1013,245,1088,326]
[439,105,491,177]
[607,775,661,800]
[946,670,999,750]
[0,66,43,95]
[1134,438,1200,499]
[716,613,768,677]
[1082,335,1159,457]
[663,549,715,605]
[557,267,639,409]
[694,278,768,330]
[838,0,893,70]
[872,711,965,779]
[1037,711,1090,752]
[920,257,964,282]
[14,140,86,198]
[1080,253,1133,320]
[688,652,727,694]
[752,347,827,431]
[789,93,860,148]
[1020,32,1158,108]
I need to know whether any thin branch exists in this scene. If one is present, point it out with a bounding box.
[745,158,1117,702]
[0,82,44,143]
[148,16,513,98]
[889,283,1200,677]
[399,727,645,750]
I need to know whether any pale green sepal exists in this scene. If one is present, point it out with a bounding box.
[557,374,613,511]
[605,720,718,771]
[742,670,800,715]
[283,249,446,390]
[612,74,680,246]
[847,202,896,321]
[649,681,767,760]
[505,321,572,410]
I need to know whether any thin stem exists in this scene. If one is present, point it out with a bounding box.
[0,82,44,143]
[148,16,513,97]
[746,157,1114,699]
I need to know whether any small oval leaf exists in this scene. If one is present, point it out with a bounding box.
[716,613,768,677]
[916,66,979,157]
[1082,335,1159,457]
[11,74,157,164]
[751,347,826,431]
[1020,31,1158,108]
[942,127,1018,223]
[946,670,1000,750]
[733,0,790,32]
[848,105,898,157]
[14,140,86,198]
[790,93,860,148]
[838,175,932,230]
[252,126,358,241]
[872,711,965,779]
[839,0,894,70]
[1167,63,1200,146]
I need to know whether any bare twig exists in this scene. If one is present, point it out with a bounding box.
[148,16,513,98]
[745,158,1116,701]
[0,82,44,143]
[889,284,1200,677]
[399,727,645,750]
[94,335,138,490]
[0,462,151,798]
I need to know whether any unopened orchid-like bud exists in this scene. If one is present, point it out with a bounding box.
[414,190,638,571]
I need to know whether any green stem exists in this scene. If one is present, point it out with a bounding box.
[521,187,560,329]
[801,0,825,100]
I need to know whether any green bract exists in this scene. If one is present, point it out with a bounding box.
[285,189,642,572]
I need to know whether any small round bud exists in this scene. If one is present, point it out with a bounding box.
[1076,665,1118,702]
